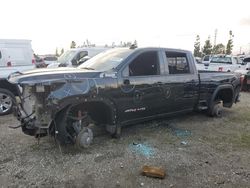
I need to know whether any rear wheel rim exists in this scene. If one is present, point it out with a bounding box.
[0,93,12,114]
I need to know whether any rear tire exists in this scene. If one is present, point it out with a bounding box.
[0,88,15,116]
[209,101,222,117]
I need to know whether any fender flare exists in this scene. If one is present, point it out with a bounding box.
[209,84,234,108]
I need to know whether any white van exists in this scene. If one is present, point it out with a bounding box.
[0,39,35,115]
[48,47,109,68]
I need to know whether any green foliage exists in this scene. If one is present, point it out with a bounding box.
[70,41,76,48]
[202,37,213,56]
[226,39,233,55]
[213,43,225,54]
[193,35,202,57]
[226,30,233,55]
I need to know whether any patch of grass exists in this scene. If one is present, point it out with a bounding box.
[226,109,250,124]
[201,132,250,150]
[237,133,250,148]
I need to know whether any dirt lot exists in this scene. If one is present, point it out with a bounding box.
[0,93,250,188]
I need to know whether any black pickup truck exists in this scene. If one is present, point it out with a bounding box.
[9,47,241,148]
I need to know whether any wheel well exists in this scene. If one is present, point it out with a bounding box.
[69,101,114,125]
[214,88,233,105]
[0,79,18,96]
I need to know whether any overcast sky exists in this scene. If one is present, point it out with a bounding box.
[1,0,250,54]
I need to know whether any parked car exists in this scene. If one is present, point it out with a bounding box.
[47,47,109,68]
[198,55,242,72]
[34,54,46,68]
[9,47,241,148]
[235,56,250,90]
[43,55,58,66]
[0,39,35,115]
[195,57,202,64]
[243,56,250,70]
[201,55,212,65]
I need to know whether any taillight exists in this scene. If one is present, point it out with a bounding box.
[7,61,12,67]
[32,58,36,64]
[218,67,223,72]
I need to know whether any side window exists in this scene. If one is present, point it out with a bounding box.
[126,51,160,77]
[165,52,190,74]
[79,51,88,59]
[0,51,1,59]
[72,51,88,66]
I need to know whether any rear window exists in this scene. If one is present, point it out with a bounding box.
[210,57,232,64]
[44,56,57,61]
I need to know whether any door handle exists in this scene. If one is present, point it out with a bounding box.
[123,79,130,85]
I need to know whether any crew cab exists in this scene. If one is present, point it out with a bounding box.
[8,47,241,148]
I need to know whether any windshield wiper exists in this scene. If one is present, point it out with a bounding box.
[81,67,95,70]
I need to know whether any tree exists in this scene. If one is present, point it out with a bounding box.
[70,41,76,48]
[61,48,64,55]
[202,37,213,56]
[212,43,225,54]
[193,35,202,57]
[226,30,234,55]
[55,48,59,57]
[134,40,138,47]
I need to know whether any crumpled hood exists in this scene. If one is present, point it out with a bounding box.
[8,67,101,85]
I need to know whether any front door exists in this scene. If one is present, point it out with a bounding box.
[115,50,168,123]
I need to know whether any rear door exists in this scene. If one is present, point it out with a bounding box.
[162,50,199,112]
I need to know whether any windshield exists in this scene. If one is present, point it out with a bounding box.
[78,48,132,71]
[210,57,232,64]
[57,50,76,64]
[243,57,250,63]
[203,55,210,61]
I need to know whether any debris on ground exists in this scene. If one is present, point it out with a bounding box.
[141,165,166,179]
[170,126,192,137]
[129,143,155,158]
[181,141,188,145]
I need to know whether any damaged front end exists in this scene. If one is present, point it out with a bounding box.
[8,69,105,148]
[13,84,53,138]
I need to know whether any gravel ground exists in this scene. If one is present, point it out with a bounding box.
[0,92,250,188]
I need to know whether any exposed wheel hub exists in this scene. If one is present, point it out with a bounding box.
[76,127,93,149]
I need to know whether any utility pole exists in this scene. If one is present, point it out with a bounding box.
[213,29,218,47]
